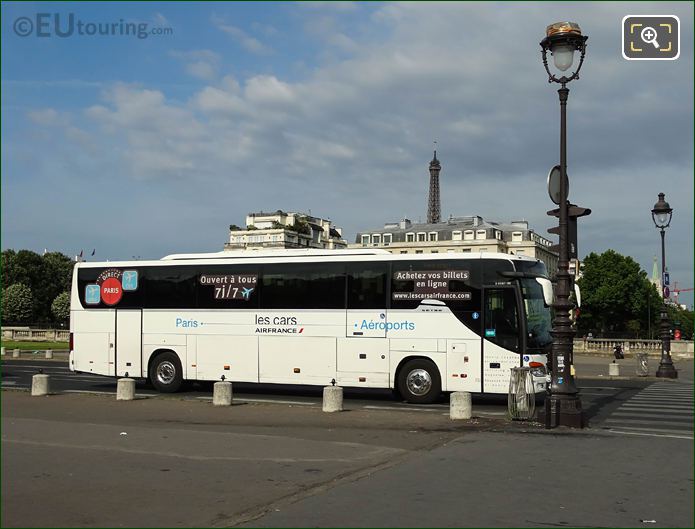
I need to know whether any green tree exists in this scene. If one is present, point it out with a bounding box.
[667,305,695,340]
[2,283,34,324]
[576,250,660,338]
[51,292,71,324]
[39,252,74,321]
[2,249,75,323]
[2,249,17,287]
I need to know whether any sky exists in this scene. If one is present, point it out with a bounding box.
[2,1,693,308]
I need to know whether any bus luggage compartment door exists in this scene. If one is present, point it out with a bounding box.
[447,341,481,392]
[116,310,142,377]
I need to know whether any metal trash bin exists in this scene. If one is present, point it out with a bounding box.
[635,352,649,376]
[508,366,535,420]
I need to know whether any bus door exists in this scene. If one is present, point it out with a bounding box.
[72,310,115,376]
[115,309,142,377]
[345,263,388,338]
[481,287,522,393]
[339,263,390,384]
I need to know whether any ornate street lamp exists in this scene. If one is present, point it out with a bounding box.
[540,22,588,428]
[651,192,678,378]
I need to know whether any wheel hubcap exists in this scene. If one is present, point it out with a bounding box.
[406,368,432,396]
[156,361,176,385]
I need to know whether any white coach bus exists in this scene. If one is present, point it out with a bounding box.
[69,249,554,404]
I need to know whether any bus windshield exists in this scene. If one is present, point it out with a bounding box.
[520,278,553,350]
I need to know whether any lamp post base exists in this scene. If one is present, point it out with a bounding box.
[656,362,678,379]
[545,394,584,428]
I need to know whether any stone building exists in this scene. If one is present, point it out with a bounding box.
[349,150,558,273]
[350,215,558,274]
[225,210,347,251]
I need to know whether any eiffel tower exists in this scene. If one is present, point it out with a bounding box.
[427,150,441,224]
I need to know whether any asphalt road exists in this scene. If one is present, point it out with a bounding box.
[2,383,692,528]
[1,359,651,424]
[3,357,693,527]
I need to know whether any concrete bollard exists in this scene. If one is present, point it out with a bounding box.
[116,378,136,401]
[609,362,620,376]
[12,348,20,358]
[213,381,233,406]
[31,374,50,396]
[450,391,473,420]
[45,349,53,359]
[322,385,343,412]
[1,347,5,356]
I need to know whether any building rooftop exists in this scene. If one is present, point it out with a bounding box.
[356,216,532,235]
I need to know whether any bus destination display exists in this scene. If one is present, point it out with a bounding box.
[199,274,258,300]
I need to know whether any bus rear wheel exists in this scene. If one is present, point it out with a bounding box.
[149,352,183,393]
[397,359,441,404]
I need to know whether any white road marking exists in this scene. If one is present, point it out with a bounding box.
[62,390,156,398]
[608,429,693,440]
[604,417,690,428]
[613,411,693,419]
[195,396,316,406]
[619,405,693,413]
[363,405,441,413]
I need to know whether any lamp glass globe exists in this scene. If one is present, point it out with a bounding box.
[551,44,575,72]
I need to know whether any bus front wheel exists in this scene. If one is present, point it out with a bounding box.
[397,359,441,404]
[149,352,183,393]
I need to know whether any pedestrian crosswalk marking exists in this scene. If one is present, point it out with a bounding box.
[626,397,692,403]
[602,382,693,439]
[606,429,692,441]
[615,408,692,415]
[612,412,691,420]
[605,417,691,428]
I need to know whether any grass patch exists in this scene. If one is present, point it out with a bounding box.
[1,341,68,351]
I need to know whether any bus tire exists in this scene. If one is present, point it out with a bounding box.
[397,359,441,404]
[149,351,183,393]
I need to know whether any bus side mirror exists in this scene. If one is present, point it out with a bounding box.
[535,277,554,307]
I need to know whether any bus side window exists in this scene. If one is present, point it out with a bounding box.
[262,263,344,309]
[347,263,387,309]
[484,288,519,352]
[145,266,198,309]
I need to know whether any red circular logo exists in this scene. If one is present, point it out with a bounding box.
[101,277,123,306]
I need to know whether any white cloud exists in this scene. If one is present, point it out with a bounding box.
[194,86,249,116]
[299,1,358,12]
[152,12,170,26]
[185,61,217,81]
[13,2,692,301]
[170,49,221,80]
[244,75,296,105]
[212,15,273,55]
[27,108,60,125]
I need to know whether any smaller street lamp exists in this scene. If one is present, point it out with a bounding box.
[651,193,677,378]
